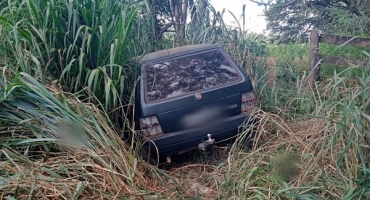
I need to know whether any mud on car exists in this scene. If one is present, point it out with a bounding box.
[134,44,257,159]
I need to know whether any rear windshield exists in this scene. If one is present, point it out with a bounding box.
[144,49,241,101]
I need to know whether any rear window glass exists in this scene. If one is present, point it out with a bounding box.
[144,50,241,101]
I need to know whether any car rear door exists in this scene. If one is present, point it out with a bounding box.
[138,48,254,134]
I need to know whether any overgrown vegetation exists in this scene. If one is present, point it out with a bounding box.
[1,0,369,199]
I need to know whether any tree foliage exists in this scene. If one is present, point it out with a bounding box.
[132,0,212,48]
[251,0,370,42]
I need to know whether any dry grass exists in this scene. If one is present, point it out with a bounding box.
[2,107,366,199]
[0,75,158,199]
[219,111,330,198]
[146,109,367,199]
[0,136,159,199]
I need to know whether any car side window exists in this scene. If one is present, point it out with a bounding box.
[145,50,240,101]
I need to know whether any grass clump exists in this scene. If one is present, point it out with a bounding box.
[0,0,148,124]
[0,73,160,199]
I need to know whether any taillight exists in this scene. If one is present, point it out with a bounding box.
[241,91,257,113]
[140,115,163,137]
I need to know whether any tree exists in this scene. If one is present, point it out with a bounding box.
[143,0,209,47]
[250,0,370,42]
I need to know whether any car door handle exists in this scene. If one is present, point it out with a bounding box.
[224,104,238,110]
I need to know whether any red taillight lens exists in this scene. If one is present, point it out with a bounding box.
[140,115,163,137]
[241,91,257,113]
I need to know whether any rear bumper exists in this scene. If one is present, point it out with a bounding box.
[143,112,253,156]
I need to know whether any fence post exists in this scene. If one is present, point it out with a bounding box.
[308,29,320,86]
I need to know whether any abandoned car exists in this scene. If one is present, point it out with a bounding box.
[135,44,257,157]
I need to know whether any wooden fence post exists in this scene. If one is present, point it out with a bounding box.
[308,29,320,86]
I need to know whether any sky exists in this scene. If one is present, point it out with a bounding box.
[210,0,267,33]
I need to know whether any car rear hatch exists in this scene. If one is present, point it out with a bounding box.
[136,45,255,138]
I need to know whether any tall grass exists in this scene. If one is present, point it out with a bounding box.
[216,52,370,199]
[184,2,268,91]
[0,73,161,198]
[200,28,370,198]
[0,0,155,123]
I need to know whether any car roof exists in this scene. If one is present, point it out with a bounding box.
[138,44,220,64]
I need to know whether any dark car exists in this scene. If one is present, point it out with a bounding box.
[135,44,257,157]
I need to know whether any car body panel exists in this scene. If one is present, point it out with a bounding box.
[134,44,255,156]
[147,112,249,155]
